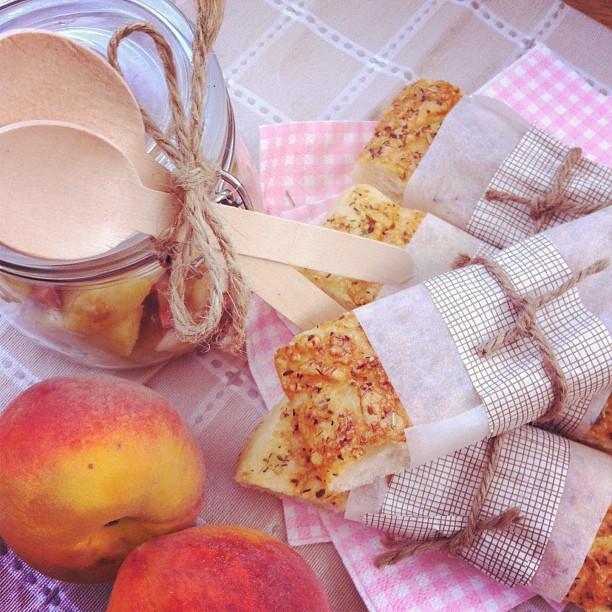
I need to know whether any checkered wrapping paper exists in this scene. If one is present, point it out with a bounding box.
[466,127,612,249]
[424,234,612,436]
[364,427,570,589]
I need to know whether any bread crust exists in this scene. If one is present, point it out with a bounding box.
[566,505,611,611]
[352,79,462,200]
[300,184,424,309]
[581,395,612,455]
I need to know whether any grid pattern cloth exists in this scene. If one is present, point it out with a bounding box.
[177,0,612,159]
[364,427,570,588]
[467,128,612,249]
[425,234,612,436]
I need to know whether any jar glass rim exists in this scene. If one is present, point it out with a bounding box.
[0,0,235,284]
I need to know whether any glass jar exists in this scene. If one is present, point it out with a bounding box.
[0,0,260,368]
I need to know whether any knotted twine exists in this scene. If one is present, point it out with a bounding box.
[485,146,611,234]
[375,433,520,568]
[376,254,608,568]
[107,0,249,351]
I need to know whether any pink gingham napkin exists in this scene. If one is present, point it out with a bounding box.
[478,43,611,167]
[321,514,531,611]
[246,44,608,610]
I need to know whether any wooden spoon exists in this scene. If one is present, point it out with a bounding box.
[0,29,170,192]
[0,122,413,327]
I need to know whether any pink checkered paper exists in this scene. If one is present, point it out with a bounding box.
[478,43,611,168]
[246,44,607,610]
[321,513,531,612]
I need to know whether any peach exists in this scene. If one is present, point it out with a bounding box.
[107,525,331,612]
[0,376,205,583]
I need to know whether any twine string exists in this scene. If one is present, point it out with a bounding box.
[457,255,608,423]
[485,147,610,233]
[107,0,248,350]
[375,434,521,568]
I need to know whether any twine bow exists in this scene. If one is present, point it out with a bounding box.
[485,147,611,234]
[375,434,520,568]
[376,252,608,568]
[107,0,248,351]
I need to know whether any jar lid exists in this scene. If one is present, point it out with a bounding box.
[0,0,233,282]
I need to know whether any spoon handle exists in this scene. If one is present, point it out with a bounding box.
[136,189,345,328]
[139,190,413,284]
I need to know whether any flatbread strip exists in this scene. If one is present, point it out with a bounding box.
[301,184,424,309]
[352,79,462,201]
[273,312,409,493]
[566,504,611,611]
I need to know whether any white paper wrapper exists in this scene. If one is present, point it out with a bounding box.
[380,212,484,298]
[354,207,612,468]
[403,95,612,256]
[403,96,528,229]
[529,440,611,601]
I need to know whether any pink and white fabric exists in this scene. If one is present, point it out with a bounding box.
[246,44,609,611]
[478,43,611,167]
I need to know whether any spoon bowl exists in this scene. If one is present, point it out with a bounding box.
[0,29,169,191]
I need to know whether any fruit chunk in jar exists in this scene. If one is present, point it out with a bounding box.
[0,273,32,303]
[1,267,214,362]
[63,277,156,357]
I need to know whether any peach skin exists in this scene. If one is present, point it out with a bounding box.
[0,376,205,582]
[107,525,331,611]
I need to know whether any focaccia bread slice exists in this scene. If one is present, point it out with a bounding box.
[275,312,409,492]
[353,79,462,201]
[236,312,408,500]
[566,504,611,610]
[300,184,424,309]
[235,400,347,511]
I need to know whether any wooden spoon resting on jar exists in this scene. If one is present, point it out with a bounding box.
[0,29,170,192]
[0,122,413,329]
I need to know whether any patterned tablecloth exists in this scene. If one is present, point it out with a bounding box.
[0,1,610,610]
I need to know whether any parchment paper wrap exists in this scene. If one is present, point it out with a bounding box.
[357,426,612,600]
[355,207,612,467]
[381,212,484,297]
[403,96,612,249]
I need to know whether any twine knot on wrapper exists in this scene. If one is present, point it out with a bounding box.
[459,255,608,424]
[377,253,608,569]
[375,434,521,568]
[107,0,249,351]
[485,147,611,234]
